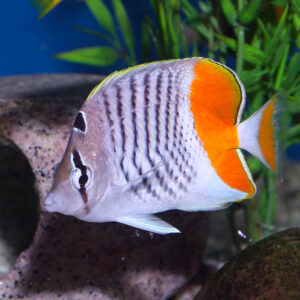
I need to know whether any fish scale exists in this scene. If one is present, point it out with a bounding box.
[44,58,279,234]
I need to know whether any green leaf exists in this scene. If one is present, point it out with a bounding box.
[239,0,264,25]
[247,156,262,176]
[141,19,151,62]
[157,1,169,51]
[251,90,265,113]
[220,0,237,24]
[165,0,181,58]
[289,75,300,94]
[287,124,300,138]
[247,83,263,93]
[32,0,62,18]
[198,1,212,14]
[111,0,136,60]
[265,5,289,62]
[270,0,287,6]
[291,0,300,16]
[85,0,115,35]
[257,18,270,40]
[269,31,290,77]
[283,53,300,90]
[144,15,163,58]
[186,17,210,40]
[181,23,189,57]
[55,46,119,66]
[216,34,265,64]
[181,0,198,18]
[240,69,268,89]
[274,43,290,90]
[216,34,235,48]
[192,38,200,57]
[74,25,116,45]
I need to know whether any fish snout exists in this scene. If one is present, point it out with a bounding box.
[43,193,56,212]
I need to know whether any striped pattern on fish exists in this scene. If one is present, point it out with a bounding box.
[92,59,200,204]
[44,58,280,234]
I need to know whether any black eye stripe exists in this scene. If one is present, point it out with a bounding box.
[72,149,83,169]
[74,111,86,133]
[79,174,88,186]
[71,149,91,206]
[72,150,87,175]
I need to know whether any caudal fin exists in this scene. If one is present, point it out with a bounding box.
[238,95,280,172]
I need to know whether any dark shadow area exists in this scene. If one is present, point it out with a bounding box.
[0,142,39,274]
[15,210,208,299]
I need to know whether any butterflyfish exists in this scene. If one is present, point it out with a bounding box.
[44,58,279,234]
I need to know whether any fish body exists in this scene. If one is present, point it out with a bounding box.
[44,58,278,234]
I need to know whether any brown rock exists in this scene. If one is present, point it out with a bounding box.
[196,228,300,300]
[0,74,209,299]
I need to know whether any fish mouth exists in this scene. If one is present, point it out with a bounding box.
[43,192,89,218]
[43,193,56,212]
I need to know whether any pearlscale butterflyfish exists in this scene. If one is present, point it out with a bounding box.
[44,58,279,234]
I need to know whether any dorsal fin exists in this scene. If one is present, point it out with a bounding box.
[86,60,168,100]
[191,58,245,125]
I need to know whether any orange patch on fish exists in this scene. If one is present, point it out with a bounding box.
[190,59,255,196]
[259,98,276,172]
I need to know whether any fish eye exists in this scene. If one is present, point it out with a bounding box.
[71,166,92,190]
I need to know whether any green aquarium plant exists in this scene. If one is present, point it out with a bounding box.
[32,0,300,252]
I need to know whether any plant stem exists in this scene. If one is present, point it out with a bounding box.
[287,124,300,138]
[236,0,245,76]
[275,43,290,90]
[244,199,258,243]
[227,207,241,252]
[263,172,277,236]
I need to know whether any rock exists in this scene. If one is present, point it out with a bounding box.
[0,144,39,277]
[172,262,217,300]
[196,228,300,300]
[0,74,209,299]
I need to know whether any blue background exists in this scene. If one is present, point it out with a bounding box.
[0,0,299,159]
[0,0,144,76]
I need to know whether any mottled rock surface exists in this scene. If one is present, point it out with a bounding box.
[197,228,300,300]
[0,74,209,299]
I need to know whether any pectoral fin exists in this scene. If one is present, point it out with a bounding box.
[117,214,180,234]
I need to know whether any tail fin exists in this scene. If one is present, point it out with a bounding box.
[238,95,280,172]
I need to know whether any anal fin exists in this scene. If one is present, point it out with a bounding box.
[215,148,256,200]
[117,214,180,234]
